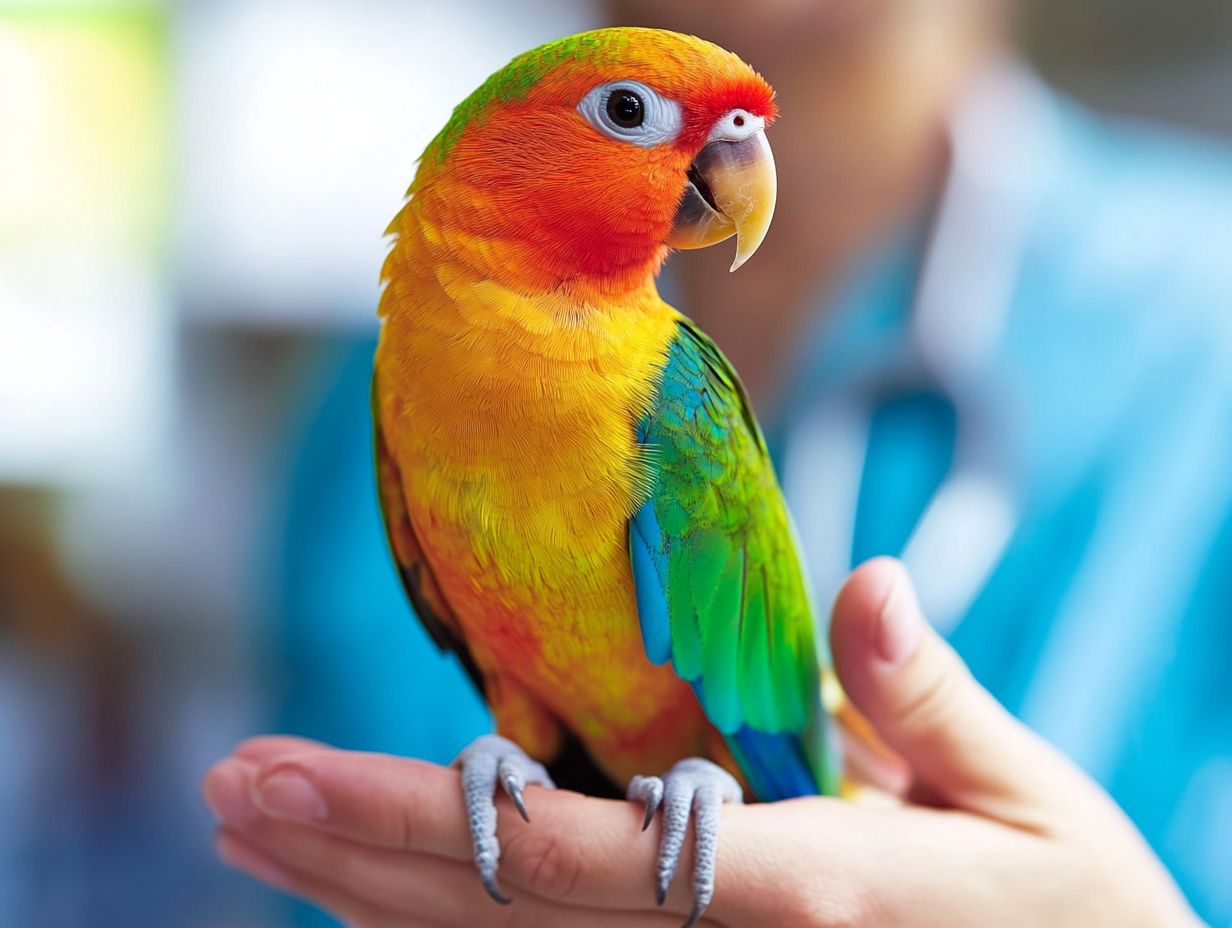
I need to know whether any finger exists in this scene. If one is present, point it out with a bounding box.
[216,830,440,928]
[233,735,328,764]
[829,557,1086,827]
[250,750,474,859]
[203,756,260,826]
[203,744,331,827]
[685,795,1031,928]
[244,748,744,916]
[225,820,691,927]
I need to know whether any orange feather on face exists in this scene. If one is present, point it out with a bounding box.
[397,29,776,299]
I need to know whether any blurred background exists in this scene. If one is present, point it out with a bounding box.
[1,1,1229,926]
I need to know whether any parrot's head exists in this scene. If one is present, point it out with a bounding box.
[410,28,778,293]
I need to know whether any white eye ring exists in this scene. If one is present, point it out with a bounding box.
[577,80,683,147]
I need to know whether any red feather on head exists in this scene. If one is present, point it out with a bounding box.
[409,28,777,297]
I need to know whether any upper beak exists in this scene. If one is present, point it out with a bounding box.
[667,114,777,272]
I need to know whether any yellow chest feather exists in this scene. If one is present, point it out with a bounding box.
[375,223,679,595]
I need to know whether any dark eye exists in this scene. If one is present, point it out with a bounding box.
[606,90,644,129]
[578,81,681,146]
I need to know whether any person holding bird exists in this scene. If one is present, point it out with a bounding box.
[206,6,1229,925]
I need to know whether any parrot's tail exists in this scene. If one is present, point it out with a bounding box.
[726,725,826,801]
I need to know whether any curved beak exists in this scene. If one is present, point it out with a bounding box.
[667,124,777,272]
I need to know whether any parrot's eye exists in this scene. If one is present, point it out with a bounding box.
[578,80,682,147]
[606,90,644,128]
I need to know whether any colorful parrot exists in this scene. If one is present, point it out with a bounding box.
[373,27,840,926]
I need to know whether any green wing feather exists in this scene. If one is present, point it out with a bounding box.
[629,320,838,797]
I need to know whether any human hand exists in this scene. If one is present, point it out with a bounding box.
[203,557,1200,927]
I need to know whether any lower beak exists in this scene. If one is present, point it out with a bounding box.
[667,129,777,272]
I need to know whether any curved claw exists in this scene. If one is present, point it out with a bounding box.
[507,783,530,822]
[629,758,743,926]
[626,774,664,832]
[454,735,556,905]
[499,756,532,822]
[642,798,659,832]
[480,872,512,906]
[684,899,706,928]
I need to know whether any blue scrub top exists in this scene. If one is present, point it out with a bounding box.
[773,92,1232,923]
[270,89,1232,924]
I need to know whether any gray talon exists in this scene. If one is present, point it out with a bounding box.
[627,774,664,832]
[641,798,659,832]
[481,873,512,906]
[454,735,555,904]
[684,899,706,928]
[630,758,742,926]
[507,782,530,822]
[499,755,532,822]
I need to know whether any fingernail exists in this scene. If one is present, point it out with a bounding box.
[216,831,294,890]
[204,758,259,826]
[254,768,328,823]
[875,570,923,666]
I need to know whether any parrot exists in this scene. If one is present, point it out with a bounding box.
[372,26,841,927]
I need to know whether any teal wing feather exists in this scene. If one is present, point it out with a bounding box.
[629,320,840,799]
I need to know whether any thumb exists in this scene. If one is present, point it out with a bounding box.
[829,557,1076,826]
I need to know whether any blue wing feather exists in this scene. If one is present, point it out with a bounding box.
[629,504,672,666]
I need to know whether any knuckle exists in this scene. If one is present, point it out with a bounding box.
[392,790,422,851]
[330,844,373,899]
[502,830,581,901]
[895,651,968,734]
[395,803,415,850]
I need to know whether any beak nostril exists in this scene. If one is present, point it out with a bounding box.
[708,110,762,143]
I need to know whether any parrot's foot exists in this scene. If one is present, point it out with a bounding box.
[627,757,743,928]
[453,734,555,904]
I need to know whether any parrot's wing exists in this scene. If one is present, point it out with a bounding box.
[372,378,484,691]
[629,319,840,799]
